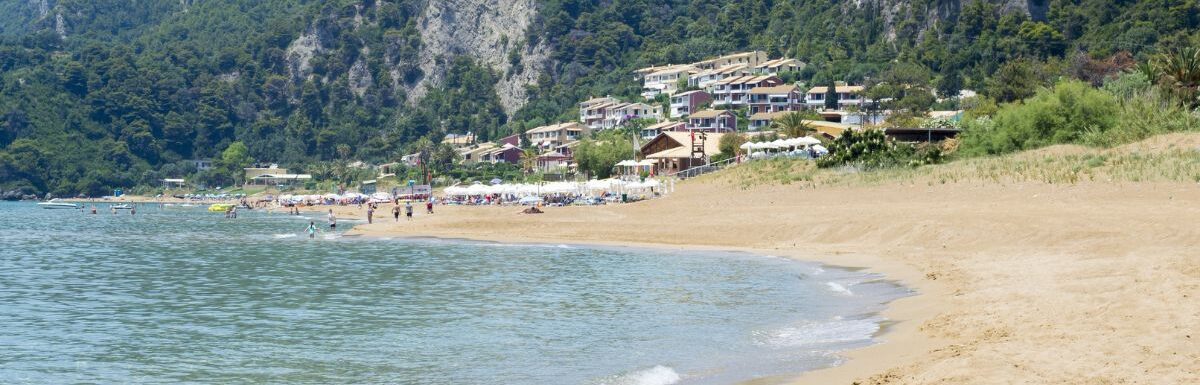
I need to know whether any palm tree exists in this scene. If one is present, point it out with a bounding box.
[1153,48,1200,107]
[771,112,816,138]
[520,148,539,175]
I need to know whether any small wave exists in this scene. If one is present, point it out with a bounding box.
[810,267,826,275]
[600,365,680,385]
[757,318,881,348]
[826,282,853,296]
[272,233,298,239]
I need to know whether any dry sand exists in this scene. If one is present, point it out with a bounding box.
[340,168,1200,383]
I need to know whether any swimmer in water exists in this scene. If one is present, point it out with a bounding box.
[306,221,318,238]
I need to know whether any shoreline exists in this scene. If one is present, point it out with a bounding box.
[343,225,948,385]
[336,178,1200,384]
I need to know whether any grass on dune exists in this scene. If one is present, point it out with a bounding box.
[714,134,1200,190]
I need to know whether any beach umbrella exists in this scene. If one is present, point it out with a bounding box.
[739,141,754,150]
[466,184,489,195]
[813,144,829,155]
[795,136,821,146]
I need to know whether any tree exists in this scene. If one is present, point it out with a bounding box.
[717,132,747,158]
[824,79,839,110]
[770,112,816,138]
[520,148,538,175]
[1153,48,1200,108]
[986,59,1046,103]
[218,141,252,185]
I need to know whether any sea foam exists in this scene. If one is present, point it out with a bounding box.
[825,281,854,296]
[272,233,297,239]
[601,365,681,385]
[759,317,881,348]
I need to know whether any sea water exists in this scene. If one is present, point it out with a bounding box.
[0,202,910,384]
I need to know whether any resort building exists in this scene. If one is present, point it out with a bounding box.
[536,141,579,174]
[442,133,476,148]
[692,51,768,71]
[686,109,736,132]
[639,131,726,175]
[601,102,662,130]
[459,143,498,165]
[244,166,312,186]
[640,120,686,139]
[481,143,523,165]
[688,64,751,89]
[400,153,421,167]
[805,85,868,110]
[753,58,804,75]
[640,64,695,99]
[747,85,804,114]
[527,122,589,151]
[747,111,790,131]
[578,96,621,129]
[669,90,712,118]
[711,75,782,107]
[497,133,522,147]
[189,159,214,171]
[244,166,287,181]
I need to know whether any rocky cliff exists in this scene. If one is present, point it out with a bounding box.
[412,0,548,115]
[281,0,547,117]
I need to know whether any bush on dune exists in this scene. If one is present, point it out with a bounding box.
[959,80,1120,155]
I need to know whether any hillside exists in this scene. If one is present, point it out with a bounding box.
[2,0,1199,196]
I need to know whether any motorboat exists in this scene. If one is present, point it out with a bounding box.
[112,204,134,210]
[37,199,79,209]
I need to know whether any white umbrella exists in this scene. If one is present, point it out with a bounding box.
[739,141,754,150]
[813,144,829,155]
[636,159,655,166]
[615,160,636,167]
[771,139,789,149]
[794,136,821,146]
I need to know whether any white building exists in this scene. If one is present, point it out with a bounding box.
[805,85,869,110]
[640,64,695,99]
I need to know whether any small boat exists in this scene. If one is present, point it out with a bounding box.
[112,204,133,210]
[208,203,235,213]
[37,199,79,209]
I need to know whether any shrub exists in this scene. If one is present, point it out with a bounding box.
[817,129,942,169]
[959,80,1119,155]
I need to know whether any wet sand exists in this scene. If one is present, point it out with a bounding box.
[343,178,1200,384]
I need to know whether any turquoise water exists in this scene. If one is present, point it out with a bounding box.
[0,202,909,385]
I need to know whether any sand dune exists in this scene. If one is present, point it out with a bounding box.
[342,139,1200,384]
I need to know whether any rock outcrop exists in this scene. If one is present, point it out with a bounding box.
[410,0,546,115]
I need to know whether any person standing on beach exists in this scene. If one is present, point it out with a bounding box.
[392,204,400,222]
[405,200,413,221]
[426,199,433,214]
[366,204,375,224]
[327,209,337,230]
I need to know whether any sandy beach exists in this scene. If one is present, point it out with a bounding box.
[338,149,1200,383]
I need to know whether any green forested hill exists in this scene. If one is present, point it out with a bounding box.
[1,0,1198,196]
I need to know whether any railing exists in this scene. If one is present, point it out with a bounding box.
[664,156,738,179]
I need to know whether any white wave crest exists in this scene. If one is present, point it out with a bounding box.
[272,233,297,239]
[825,281,853,296]
[758,318,881,348]
[601,365,681,385]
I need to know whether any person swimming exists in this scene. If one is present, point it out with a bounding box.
[306,221,318,238]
